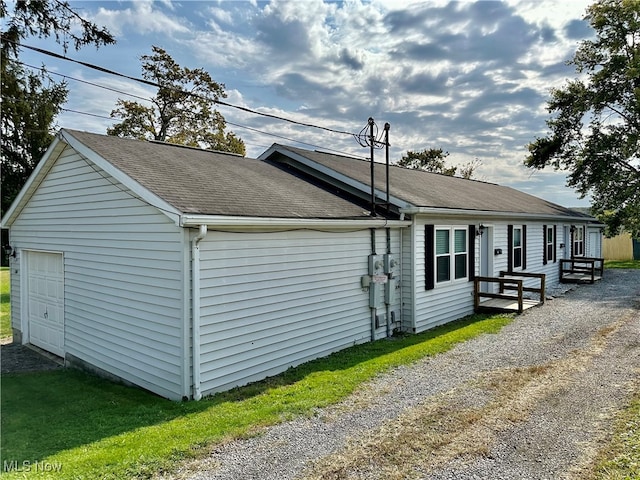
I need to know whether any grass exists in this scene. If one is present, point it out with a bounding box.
[0,267,10,339]
[592,393,640,480]
[604,259,640,269]
[1,313,513,479]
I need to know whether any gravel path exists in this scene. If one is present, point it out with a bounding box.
[164,270,640,480]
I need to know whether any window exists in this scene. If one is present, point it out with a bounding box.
[513,227,523,269]
[573,226,584,256]
[435,229,450,282]
[435,227,467,283]
[546,226,555,262]
[543,225,556,264]
[508,224,527,271]
[454,229,467,279]
[425,224,475,290]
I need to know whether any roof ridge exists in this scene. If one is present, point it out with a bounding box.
[149,139,245,157]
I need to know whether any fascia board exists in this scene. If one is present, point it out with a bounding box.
[179,214,411,229]
[262,145,412,210]
[401,206,596,223]
[1,135,67,227]
[60,130,182,224]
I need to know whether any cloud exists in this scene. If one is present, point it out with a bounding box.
[92,1,190,36]
[49,0,595,207]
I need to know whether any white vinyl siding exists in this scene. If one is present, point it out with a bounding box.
[409,219,571,334]
[401,225,414,332]
[9,146,186,400]
[413,220,474,333]
[197,228,399,395]
[495,222,563,290]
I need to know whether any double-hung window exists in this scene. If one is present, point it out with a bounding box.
[513,226,523,269]
[435,227,467,283]
[508,224,526,271]
[573,226,584,256]
[543,225,556,264]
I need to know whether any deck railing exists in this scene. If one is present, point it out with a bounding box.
[560,257,604,284]
[498,271,546,305]
[474,271,546,314]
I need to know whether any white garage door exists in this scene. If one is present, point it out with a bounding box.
[27,251,65,357]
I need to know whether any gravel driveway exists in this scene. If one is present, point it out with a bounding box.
[161,270,638,479]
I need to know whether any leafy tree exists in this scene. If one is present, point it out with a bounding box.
[525,0,640,236]
[1,0,115,218]
[397,148,457,176]
[108,46,245,155]
[398,148,480,179]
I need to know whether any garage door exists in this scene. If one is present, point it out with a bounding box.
[27,251,64,357]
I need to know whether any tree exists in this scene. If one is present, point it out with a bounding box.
[397,148,457,175]
[107,46,245,155]
[525,0,640,237]
[1,0,115,217]
[398,148,480,179]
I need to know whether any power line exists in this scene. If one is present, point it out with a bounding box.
[11,39,359,138]
[17,60,151,102]
[14,58,366,158]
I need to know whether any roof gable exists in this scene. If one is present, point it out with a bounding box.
[3,130,376,227]
[262,144,589,219]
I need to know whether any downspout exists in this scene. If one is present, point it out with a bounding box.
[385,227,392,338]
[192,225,207,400]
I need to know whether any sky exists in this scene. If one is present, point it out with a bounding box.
[14,0,596,207]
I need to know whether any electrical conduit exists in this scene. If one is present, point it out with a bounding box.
[192,225,207,400]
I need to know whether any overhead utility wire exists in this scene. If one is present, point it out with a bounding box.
[12,40,359,138]
[59,105,366,158]
[18,60,150,102]
[14,58,367,159]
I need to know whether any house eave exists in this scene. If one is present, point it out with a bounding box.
[179,214,411,229]
[400,206,595,222]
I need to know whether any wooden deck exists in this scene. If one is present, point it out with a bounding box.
[474,271,546,314]
[561,272,602,283]
[560,257,604,284]
[477,297,541,312]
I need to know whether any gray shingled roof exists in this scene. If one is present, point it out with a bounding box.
[269,144,586,218]
[64,130,372,219]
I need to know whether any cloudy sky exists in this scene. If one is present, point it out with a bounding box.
[16,0,595,206]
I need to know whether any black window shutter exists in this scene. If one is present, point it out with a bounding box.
[522,224,527,270]
[468,224,475,281]
[543,225,548,265]
[553,225,557,262]
[425,224,435,290]
[507,225,513,272]
[570,227,574,258]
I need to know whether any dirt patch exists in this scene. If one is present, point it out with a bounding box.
[1,341,63,374]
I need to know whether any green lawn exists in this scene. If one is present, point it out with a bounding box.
[1,314,512,479]
[604,259,640,269]
[0,268,11,339]
[593,393,640,480]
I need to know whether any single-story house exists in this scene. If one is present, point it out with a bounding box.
[1,130,602,400]
[259,144,602,330]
